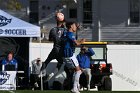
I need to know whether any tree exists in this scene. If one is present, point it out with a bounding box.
[0,0,22,10]
[8,0,22,10]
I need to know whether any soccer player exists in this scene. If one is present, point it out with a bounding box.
[40,12,66,80]
[63,22,85,93]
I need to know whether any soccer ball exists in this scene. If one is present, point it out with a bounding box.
[56,12,64,21]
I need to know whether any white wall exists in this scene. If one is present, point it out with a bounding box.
[107,45,140,91]
[29,43,140,91]
[29,43,53,63]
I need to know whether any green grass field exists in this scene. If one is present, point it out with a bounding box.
[0,90,140,93]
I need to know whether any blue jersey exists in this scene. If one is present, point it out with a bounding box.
[63,31,76,57]
[77,48,95,69]
[2,58,18,71]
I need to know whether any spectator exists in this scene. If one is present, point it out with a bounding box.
[40,12,66,80]
[62,22,85,93]
[32,58,42,89]
[77,46,95,91]
[2,51,17,71]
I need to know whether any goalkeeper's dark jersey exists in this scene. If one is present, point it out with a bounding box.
[49,27,66,47]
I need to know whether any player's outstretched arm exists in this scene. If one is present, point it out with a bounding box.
[74,38,86,46]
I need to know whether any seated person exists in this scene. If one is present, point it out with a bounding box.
[77,46,95,91]
[2,51,17,71]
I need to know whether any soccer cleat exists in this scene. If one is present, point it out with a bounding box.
[71,88,80,93]
[46,73,54,81]
[34,82,39,88]
[32,88,34,90]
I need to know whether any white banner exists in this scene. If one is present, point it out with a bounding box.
[0,9,40,37]
[0,27,40,37]
[0,71,16,90]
